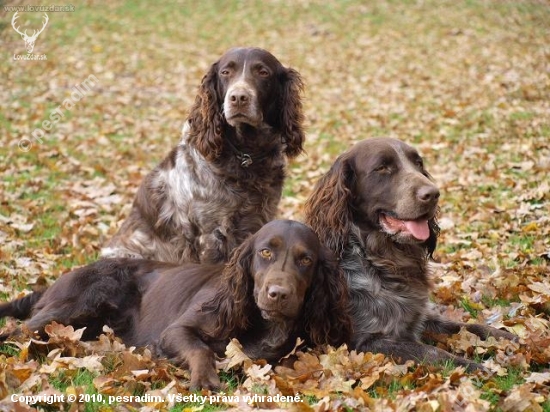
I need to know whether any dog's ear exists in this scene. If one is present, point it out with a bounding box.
[203,233,256,336]
[303,245,352,346]
[424,168,440,258]
[280,68,305,158]
[304,154,355,259]
[426,215,440,258]
[187,61,225,161]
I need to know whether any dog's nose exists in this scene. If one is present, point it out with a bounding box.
[267,285,288,302]
[229,89,251,106]
[417,185,440,203]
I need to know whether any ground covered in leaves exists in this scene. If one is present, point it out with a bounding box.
[1,1,549,411]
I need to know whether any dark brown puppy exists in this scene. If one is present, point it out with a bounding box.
[304,138,515,370]
[1,220,350,390]
[102,47,305,264]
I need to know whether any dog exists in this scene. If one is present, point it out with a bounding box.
[304,137,516,370]
[102,47,305,264]
[1,220,350,390]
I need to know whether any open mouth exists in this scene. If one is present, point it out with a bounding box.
[379,213,431,241]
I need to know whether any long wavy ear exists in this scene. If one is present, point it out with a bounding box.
[202,233,256,337]
[187,61,225,161]
[423,169,440,258]
[304,154,355,259]
[303,245,351,346]
[280,68,305,158]
[426,215,440,258]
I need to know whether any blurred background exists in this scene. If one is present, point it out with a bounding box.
[1,1,549,409]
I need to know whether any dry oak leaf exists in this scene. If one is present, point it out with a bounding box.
[501,383,544,412]
[224,338,253,371]
[274,352,324,396]
[525,372,550,386]
[39,353,104,374]
[44,322,86,342]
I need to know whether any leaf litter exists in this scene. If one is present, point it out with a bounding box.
[1,0,549,410]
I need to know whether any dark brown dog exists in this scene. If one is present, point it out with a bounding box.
[304,138,515,370]
[102,47,305,264]
[1,220,350,390]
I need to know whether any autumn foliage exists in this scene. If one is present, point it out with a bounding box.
[1,1,549,410]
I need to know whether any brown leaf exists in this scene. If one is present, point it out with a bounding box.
[501,383,544,412]
[224,338,253,370]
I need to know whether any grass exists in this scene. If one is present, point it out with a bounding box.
[1,0,549,409]
[480,367,525,405]
[0,342,20,357]
[50,370,101,410]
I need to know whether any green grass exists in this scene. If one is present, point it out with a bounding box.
[460,298,481,318]
[0,342,20,357]
[481,296,516,310]
[169,402,226,412]
[1,0,549,409]
[480,367,525,406]
[508,234,536,251]
[48,370,103,412]
[369,376,415,399]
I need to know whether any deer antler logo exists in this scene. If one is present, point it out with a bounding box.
[12,12,49,53]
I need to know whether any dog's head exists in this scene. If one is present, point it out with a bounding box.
[247,220,322,321]
[207,219,351,346]
[348,138,440,245]
[305,138,440,257]
[188,47,305,160]
[216,47,285,129]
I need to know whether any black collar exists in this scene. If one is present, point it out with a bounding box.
[225,139,278,168]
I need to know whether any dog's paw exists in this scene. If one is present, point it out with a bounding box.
[198,230,228,264]
[466,324,519,342]
[189,369,222,392]
[490,328,519,342]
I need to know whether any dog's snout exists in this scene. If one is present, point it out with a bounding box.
[267,285,288,302]
[417,185,440,203]
[229,88,251,106]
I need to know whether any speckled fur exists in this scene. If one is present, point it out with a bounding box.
[305,138,516,370]
[102,48,305,264]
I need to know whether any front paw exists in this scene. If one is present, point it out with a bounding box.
[489,328,518,342]
[466,324,518,342]
[198,230,228,264]
[189,368,221,392]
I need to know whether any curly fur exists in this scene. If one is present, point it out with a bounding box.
[204,222,351,349]
[102,47,305,264]
[0,220,350,390]
[304,138,516,370]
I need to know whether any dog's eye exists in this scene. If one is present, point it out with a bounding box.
[259,249,272,259]
[374,164,391,174]
[414,157,424,168]
[220,69,231,76]
[299,256,313,266]
[258,68,270,77]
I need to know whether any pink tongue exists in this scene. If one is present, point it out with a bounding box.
[403,220,430,241]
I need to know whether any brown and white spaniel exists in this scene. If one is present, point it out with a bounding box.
[102,47,305,264]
